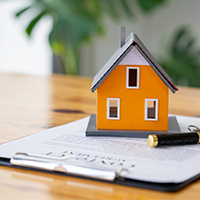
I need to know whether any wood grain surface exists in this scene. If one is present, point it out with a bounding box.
[0,73,200,200]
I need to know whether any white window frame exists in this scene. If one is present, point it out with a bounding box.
[107,98,120,120]
[126,66,140,89]
[145,99,158,121]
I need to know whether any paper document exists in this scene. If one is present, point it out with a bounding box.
[0,115,200,183]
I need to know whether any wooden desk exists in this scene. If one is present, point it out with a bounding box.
[0,73,200,200]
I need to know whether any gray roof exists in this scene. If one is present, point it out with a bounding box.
[91,33,178,93]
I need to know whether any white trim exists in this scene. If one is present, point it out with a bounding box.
[107,98,120,120]
[126,67,140,89]
[145,99,158,121]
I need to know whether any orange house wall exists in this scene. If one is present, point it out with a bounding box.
[96,65,169,131]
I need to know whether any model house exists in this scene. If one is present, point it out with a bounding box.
[87,27,178,136]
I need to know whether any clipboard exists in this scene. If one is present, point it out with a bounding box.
[0,153,199,192]
[1,116,200,193]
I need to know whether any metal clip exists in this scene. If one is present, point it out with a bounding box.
[10,153,118,181]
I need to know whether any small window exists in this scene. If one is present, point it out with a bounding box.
[126,67,139,89]
[107,98,120,120]
[145,99,158,121]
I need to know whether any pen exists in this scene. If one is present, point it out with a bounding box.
[148,125,200,147]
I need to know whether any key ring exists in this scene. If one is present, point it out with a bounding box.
[188,125,200,132]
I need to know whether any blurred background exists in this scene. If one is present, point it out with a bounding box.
[1,0,200,87]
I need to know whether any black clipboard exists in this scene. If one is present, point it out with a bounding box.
[0,156,199,192]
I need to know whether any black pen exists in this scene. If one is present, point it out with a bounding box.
[148,125,200,147]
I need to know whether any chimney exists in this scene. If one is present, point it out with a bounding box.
[120,26,125,47]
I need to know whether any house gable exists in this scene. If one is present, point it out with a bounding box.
[119,46,149,65]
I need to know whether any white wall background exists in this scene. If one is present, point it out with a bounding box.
[1,0,200,76]
[0,0,52,75]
